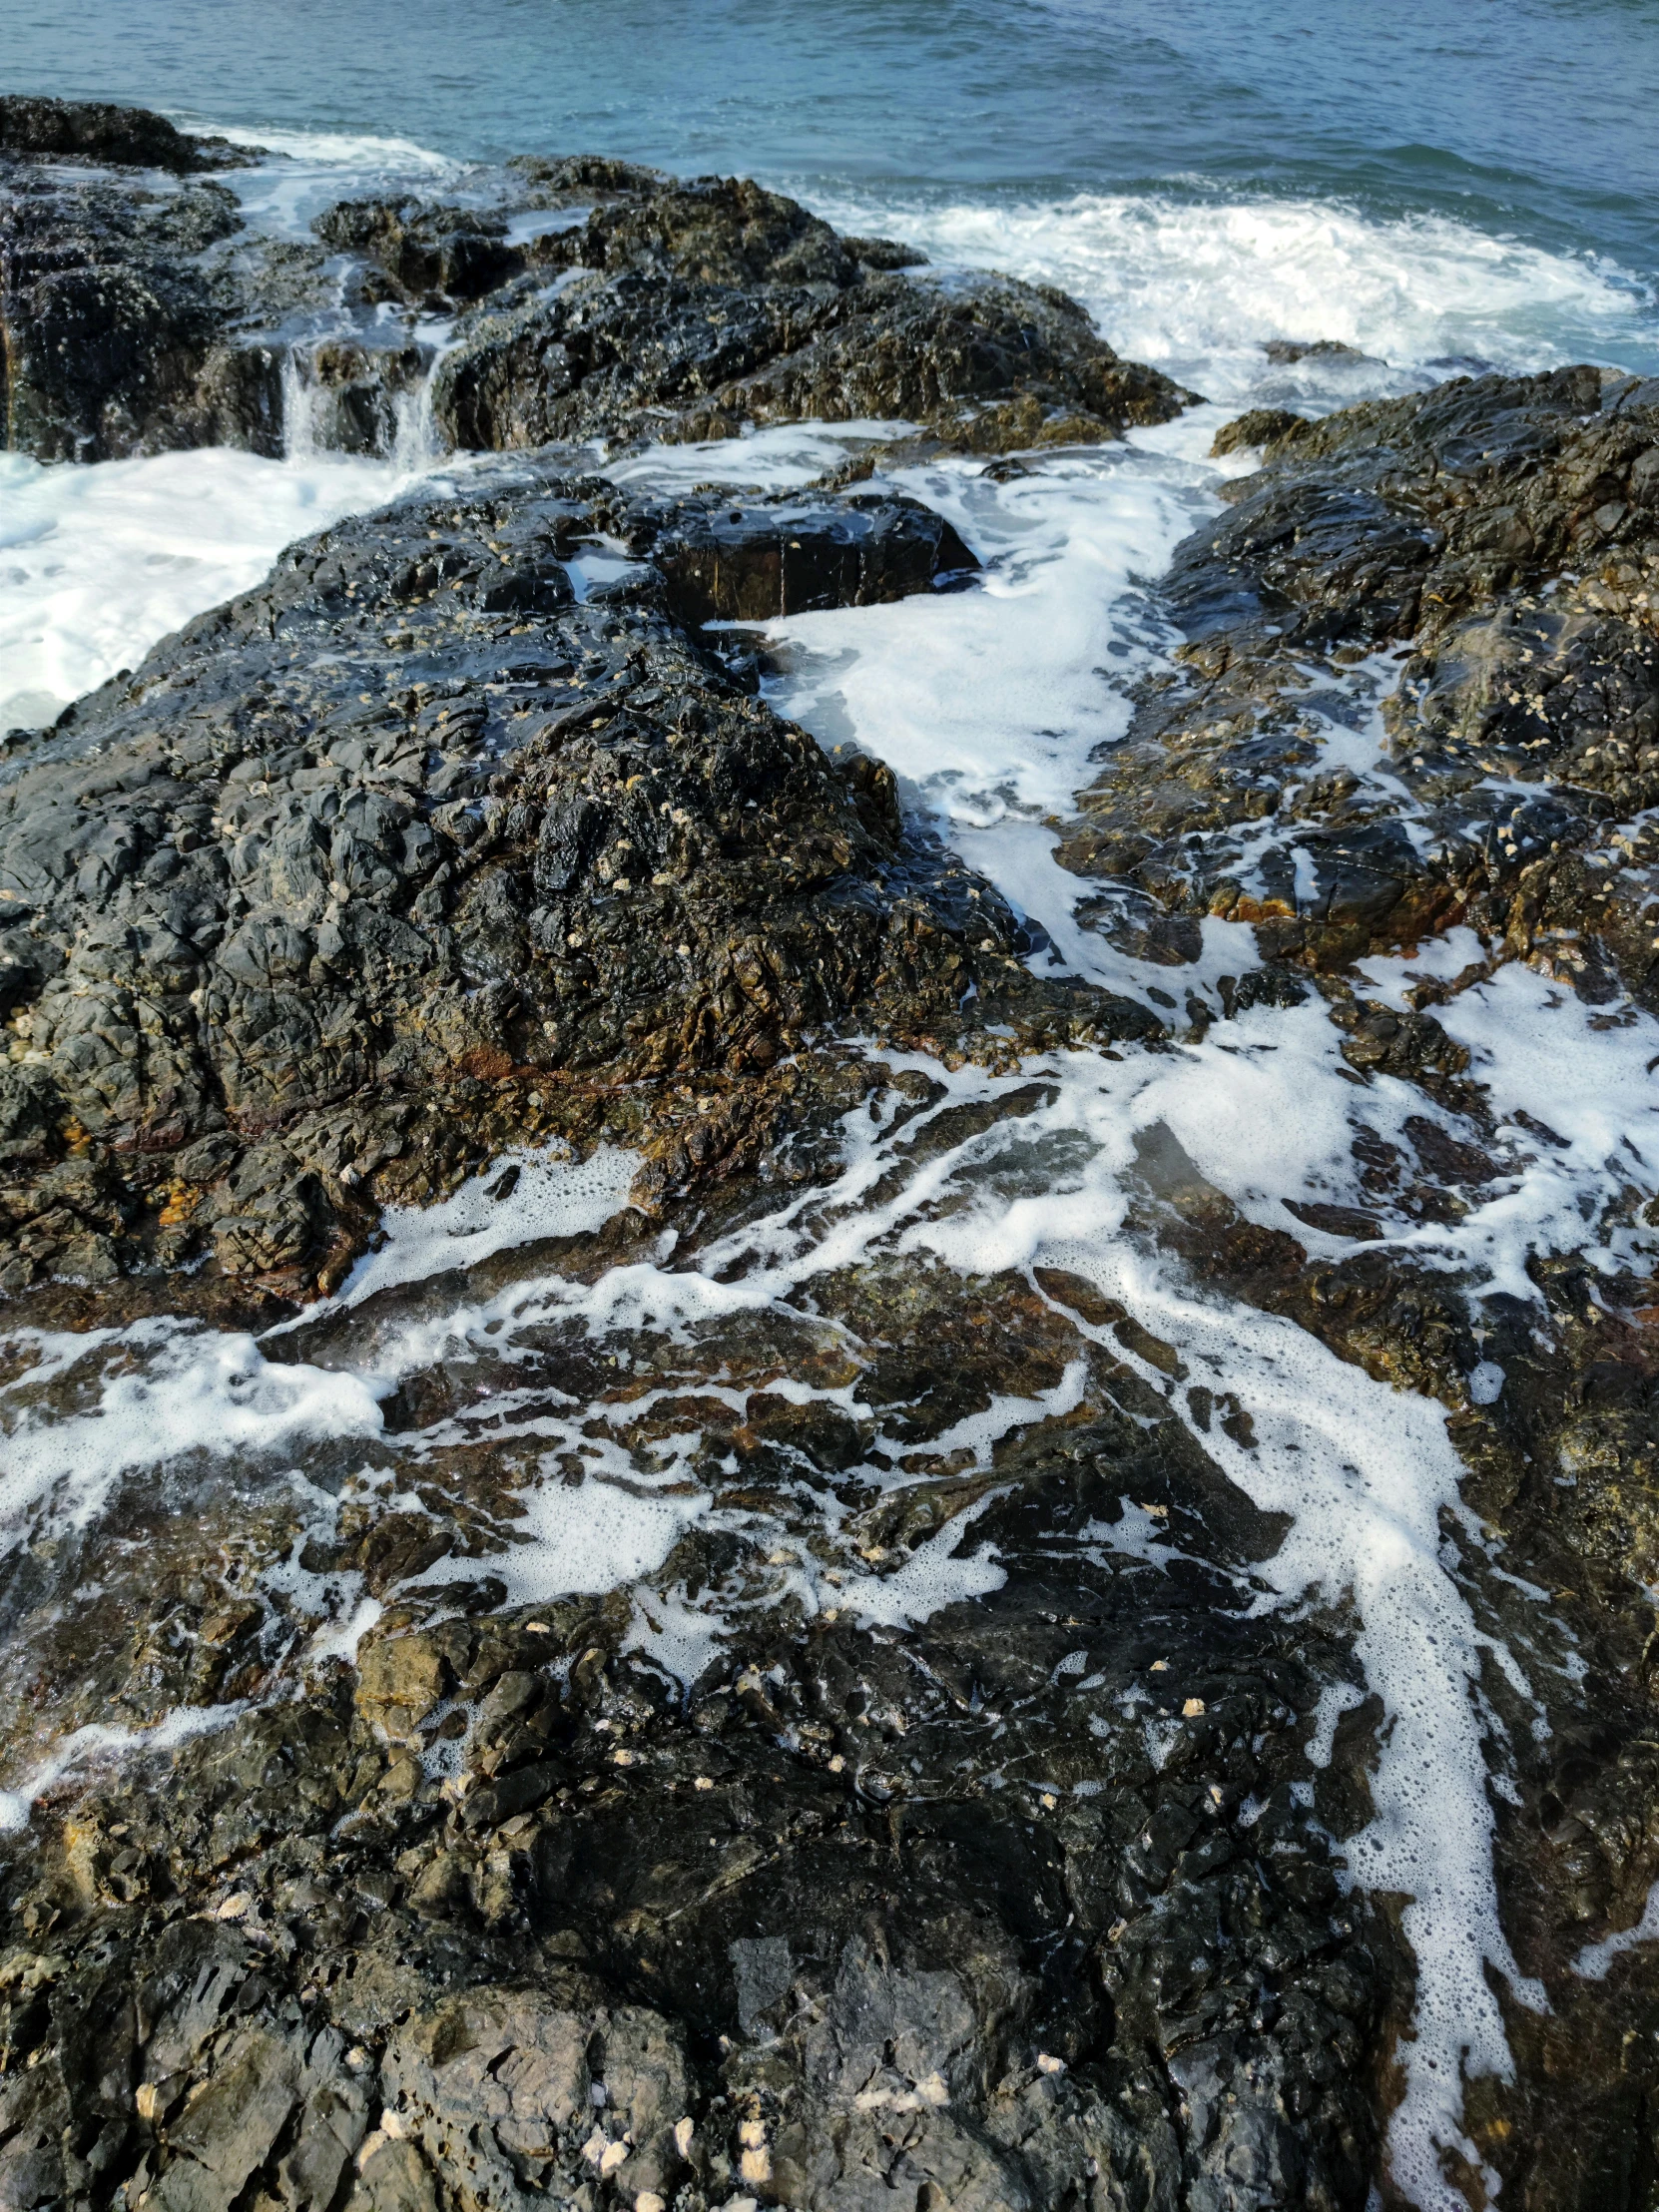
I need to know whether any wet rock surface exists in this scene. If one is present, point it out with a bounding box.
[427,203,1186,457]
[0,459,1152,1306]
[0,100,352,462]
[2,120,1189,467]
[6,100,1659,2212]
[1,1246,1402,2212]
[0,96,252,176]
[1070,365,1659,978]
[1050,364,1659,2201]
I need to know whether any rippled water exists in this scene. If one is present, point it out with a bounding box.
[10,0,1659,282]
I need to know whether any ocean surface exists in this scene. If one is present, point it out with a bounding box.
[6,0,1659,387]
[8,0,1659,293]
[5,9,1659,2202]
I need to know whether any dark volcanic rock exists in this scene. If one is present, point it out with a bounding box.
[1209,405,1310,458]
[0,467,1150,1299]
[0,98,297,458]
[641,491,979,625]
[0,137,335,460]
[0,1244,1401,2212]
[0,94,252,174]
[0,166,263,460]
[1040,362,1659,2203]
[313,196,525,305]
[1064,365,1659,985]
[2,101,1191,464]
[430,202,1190,455]
[13,99,1659,2212]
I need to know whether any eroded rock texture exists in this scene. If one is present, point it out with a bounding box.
[1,112,1189,466]
[424,178,1185,455]
[1065,365,1659,982]
[6,102,1659,2212]
[0,466,1157,1303]
[1047,363,1659,2207]
[0,1264,1400,2212]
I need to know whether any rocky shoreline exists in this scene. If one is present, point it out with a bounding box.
[4,97,1659,2212]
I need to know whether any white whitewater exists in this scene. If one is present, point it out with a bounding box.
[804,184,1654,406]
[0,445,419,737]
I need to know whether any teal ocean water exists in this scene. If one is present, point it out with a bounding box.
[7,0,1659,372]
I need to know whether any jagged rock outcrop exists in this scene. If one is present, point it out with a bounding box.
[0,94,250,173]
[428,176,1187,454]
[2,115,1191,464]
[1062,364,1659,987]
[0,1275,1398,2212]
[9,101,1659,2212]
[0,467,1150,1299]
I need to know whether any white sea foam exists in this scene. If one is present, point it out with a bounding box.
[880,1061,1542,2205]
[0,996,1593,2209]
[804,186,1653,402]
[212,123,459,172]
[0,1322,387,1550]
[206,124,465,239]
[767,430,1203,821]
[742,414,1291,1012]
[449,1470,707,1609]
[503,207,590,247]
[0,392,1597,2212]
[578,384,1648,2197]
[0,446,419,734]
[1574,1880,1659,1980]
[305,1594,385,1665]
[833,1496,1008,1629]
[1075,1497,1196,1574]
[1359,951,1659,1305]
[321,1033,1556,2211]
[340,1144,641,1306]
[182,120,1654,405]
[0,1702,247,1834]
[604,418,922,491]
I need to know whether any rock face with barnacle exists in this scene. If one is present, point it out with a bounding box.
[5,101,1659,2212]
[0,96,1189,466]
[1063,363,1659,988]
[0,468,1154,1303]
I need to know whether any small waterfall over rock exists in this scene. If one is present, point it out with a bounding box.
[391,334,457,469]
[277,345,318,463]
[279,332,451,463]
